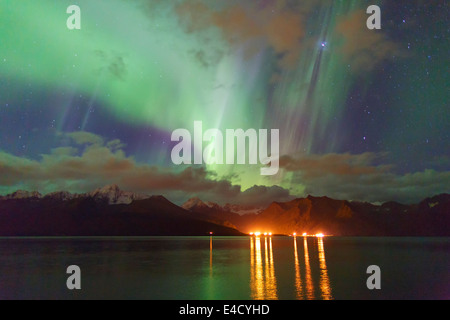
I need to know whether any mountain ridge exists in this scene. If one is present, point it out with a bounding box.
[0,184,151,205]
[182,193,450,236]
[0,186,243,236]
[0,186,448,236]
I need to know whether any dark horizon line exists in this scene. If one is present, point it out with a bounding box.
[1,184,448,208]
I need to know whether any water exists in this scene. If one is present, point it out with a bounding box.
[0,236,448,300]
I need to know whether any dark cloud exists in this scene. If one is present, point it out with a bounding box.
[280,153,450,204]
[0,131,292,206]
[335,10,402,72]
[236,184,292,206]
[175,0,306,69]
[1,134,447,205]
[108,56,127,81]
[175,0,214,34]
[280,152,392,178]
[189,49,224,68]
[174,1,401,73]
[66,131,104,145]
[94,50,128,81]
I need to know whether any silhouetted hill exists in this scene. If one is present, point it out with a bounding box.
[246,195,366,235]
[182,194,450,236]
[243,194,450,236]
[0,192,243,236]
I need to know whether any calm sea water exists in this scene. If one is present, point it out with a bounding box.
[0,236,448,300]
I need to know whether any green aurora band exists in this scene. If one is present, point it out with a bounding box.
[1,0,447,200]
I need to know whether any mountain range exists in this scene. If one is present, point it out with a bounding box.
[0,184,148,204]
[0,185,242,236]
[183,194,450,236]
[0,185,449,236]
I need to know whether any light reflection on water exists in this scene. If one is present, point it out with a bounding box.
[293,236,303,299]
[303,236,315,299]
[249,236,278,299]
[248,235,333,300]
[209,236,213,277]
[0,236,448,299]
[317,237,332,300]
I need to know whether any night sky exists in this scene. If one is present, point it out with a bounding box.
[0,0,448,205]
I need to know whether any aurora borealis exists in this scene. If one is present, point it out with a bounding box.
[0,0,448,205]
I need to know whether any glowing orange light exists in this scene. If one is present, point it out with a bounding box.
[255,232,261,236]
[302,233,307,236]
[264,232,268,236]
[316,233,324,237]
[249,232,254,235]
[268,232,272,236]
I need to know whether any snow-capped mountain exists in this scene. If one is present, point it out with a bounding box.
[182,197,263,215]
[87,184,150,204]
[0,185,149,205]
[222,203,264,215]
[43,191,76,201]
[182,197,221,211]
[3,190,42,200]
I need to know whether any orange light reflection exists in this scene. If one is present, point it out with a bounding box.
[293,237,304,299]
[303,237,314,299]
[250,236,278,300]
[318,237,332,300]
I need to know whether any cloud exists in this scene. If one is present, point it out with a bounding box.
[174,0,213,33]
[280,152,392,178]
[106,139,127,151]
[174,1,403,74]
[49,147,79,157]
[211,5,261,43]
[189,49,224,68]
[264,11,305,67]
[0,131,291,206]
[1,131,447,205]
[335,10,402,72]
[235,184,292,206]
[175,0,306,68]
[172,0,410,76]
[94,50,128,81]
[280,153,450,204]
[66,131,104,145]
[108,56,127,81]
